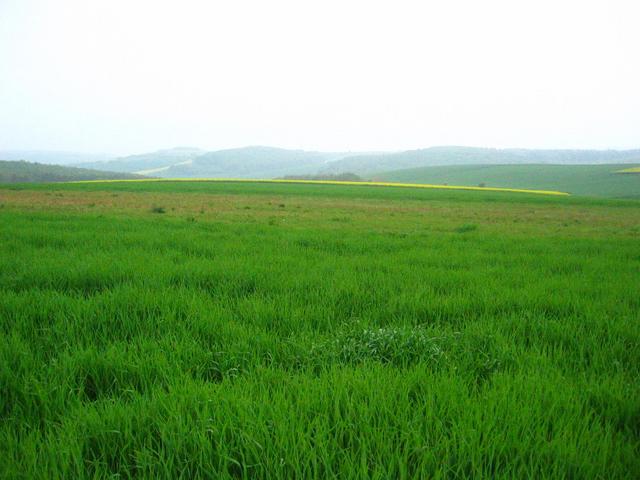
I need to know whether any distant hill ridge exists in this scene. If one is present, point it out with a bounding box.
[7,145,640,180]
[320,146,640,176]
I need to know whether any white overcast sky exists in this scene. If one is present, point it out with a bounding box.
[1,0,638,155]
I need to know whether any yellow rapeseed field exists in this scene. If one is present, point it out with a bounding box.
[615,166,640,173]
[70,178,570,196]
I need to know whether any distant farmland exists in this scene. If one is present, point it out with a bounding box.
[376,163,640,198]
[1,180,639,478]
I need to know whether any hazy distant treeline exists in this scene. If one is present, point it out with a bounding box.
[0,160,146,183]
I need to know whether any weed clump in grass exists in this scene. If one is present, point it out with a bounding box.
[311,324,445,368]
[455,223,478,233]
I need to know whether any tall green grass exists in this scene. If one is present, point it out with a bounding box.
[1,183,639,478]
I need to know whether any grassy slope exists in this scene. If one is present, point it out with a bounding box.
[1,181,639,479]
[376,163,640,198]
[0,160,145,183]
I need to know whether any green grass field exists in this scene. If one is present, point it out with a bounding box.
[1,180,639,478]
[376,164,640,198]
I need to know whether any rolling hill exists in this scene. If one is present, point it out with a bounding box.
[375,163,640,198]
[19,145,640,182]
[160,146,355,178]
[0,160,147,183]
[78,146,358,178]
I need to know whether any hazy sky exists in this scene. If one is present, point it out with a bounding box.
[1,0,639,155]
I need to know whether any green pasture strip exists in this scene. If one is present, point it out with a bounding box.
[5,179,637,209]
[377,163,640,199]
[68,177,571,196]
